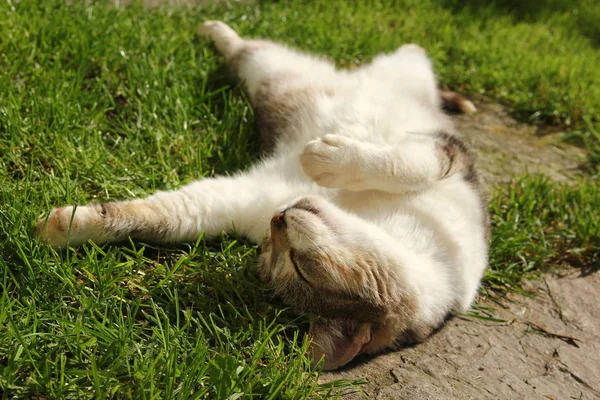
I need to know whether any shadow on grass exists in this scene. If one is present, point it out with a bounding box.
[571,250,600,277]
[117,236,309,343]
[193,62,262,175]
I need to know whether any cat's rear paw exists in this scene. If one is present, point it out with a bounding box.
[198,21,242,57]
[198,20,232,37]
[35,205,104,248]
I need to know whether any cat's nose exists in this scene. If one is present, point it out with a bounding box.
[271,211,286,230]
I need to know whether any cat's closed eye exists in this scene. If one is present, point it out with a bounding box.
[289,249,309,283]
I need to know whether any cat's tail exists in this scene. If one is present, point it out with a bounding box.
[440,90,477,114]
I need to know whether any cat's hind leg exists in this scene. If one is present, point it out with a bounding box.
[200,21,336,99]
[356,44,476,114]
[198,20,244,59]
[200,21,337,150]
[360,44,441,110]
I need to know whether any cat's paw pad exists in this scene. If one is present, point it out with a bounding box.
[300,134,362,188]
[35,205,104,248]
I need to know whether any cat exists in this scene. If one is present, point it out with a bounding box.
[35,21,489,370]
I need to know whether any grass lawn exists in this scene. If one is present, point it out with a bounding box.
[1,0,599,398]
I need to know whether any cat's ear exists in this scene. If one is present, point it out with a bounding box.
[308,319,372,370]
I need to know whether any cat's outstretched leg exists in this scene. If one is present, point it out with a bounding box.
[199,20,336,99]
[35,172,294,248]
[200,20,337,150]
[354,44,440,110]
[357,44,476,114]
[198,21,244,59]
[300,132,477,193]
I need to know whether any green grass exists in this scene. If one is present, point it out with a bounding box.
[1,0,599,398]
[487,176,599,293]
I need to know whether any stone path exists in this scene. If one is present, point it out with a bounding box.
[322,271,600,399]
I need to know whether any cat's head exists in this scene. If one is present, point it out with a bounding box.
[257,196,417,370]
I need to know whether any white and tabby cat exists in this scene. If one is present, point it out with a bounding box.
[35,21,489,370]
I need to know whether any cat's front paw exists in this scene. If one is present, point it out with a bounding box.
[300,134,365,189]
[35,204,105,248]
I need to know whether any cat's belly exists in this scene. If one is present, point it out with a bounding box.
[271,82,448,152]
[333,182,487,314]
[332,181,487,270]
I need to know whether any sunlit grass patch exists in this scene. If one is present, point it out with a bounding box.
[1,0,599,397]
